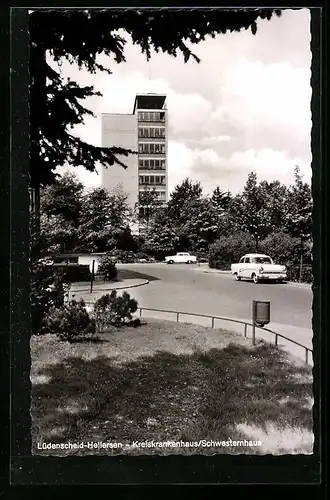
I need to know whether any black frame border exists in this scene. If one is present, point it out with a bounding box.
[4,3,326,488]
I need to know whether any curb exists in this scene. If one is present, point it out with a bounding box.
[69,279,149,295]
[285,281,312,289]
[194,268,231,274]
[113,279,149,290]
[193,268,312,287]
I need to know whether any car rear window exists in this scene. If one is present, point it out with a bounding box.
[252,257,272,264]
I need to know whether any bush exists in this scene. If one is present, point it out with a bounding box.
[259,232,313,283]
[107,249,137,264]
[258,232,301,266]
[209,232,255,270]
[196,252,209,263]
[116,227,139,252]
[45,299,96,342]
[98,254,118,281]
[136,251,149,260]
[93,290,139,331]
[31,259,69,335]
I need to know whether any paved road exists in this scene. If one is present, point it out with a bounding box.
[117,263,313,358]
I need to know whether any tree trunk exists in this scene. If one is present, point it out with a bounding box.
[255,235,259,252]
[30,43,47,235]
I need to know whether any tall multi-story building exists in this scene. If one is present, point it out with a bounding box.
[101,94,168,217]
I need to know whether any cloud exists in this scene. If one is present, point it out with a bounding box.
[212,58,312,158]
[50,9,312,196]
[202,135,232,143]
[168,141,311,196]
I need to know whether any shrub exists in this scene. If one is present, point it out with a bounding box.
[45,299,96,342]
[116,227,139,252]
[31,259,69,335]
[108,249,137,264]
[259,232,313,283]
[98,254,118,281]
[136,251,149,260]
[286,264,313,283]
[209,232,255,270]
[258,232,301,266]
[196,252,209,263]
[93,290,139,331]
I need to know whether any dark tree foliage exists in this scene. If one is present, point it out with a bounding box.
[29,8,281,187]
[40,171,84,221]
[211,186,232,213]
[167,178,203,220]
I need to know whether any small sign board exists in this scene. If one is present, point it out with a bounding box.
[89,260,99,274]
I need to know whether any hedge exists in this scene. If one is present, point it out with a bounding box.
[53,263,91,283]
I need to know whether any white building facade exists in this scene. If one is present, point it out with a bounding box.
[101,94,168,213]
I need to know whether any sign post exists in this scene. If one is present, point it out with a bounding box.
[252,300,256,346]
[89,260,99,294]
[251,300,270,347]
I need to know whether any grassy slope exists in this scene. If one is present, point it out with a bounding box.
[31,319,313,456]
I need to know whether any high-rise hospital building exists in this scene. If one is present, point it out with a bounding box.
[101,94,168,213]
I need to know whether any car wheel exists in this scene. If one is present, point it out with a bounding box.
[187,260,192,264]
[234,273,241,281]
[252,273,259,284]
[168,260,174,264]
[277,279,283,284]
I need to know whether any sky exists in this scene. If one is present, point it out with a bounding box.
[53,8,312,196]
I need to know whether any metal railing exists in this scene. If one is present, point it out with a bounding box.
[138,307,313,366]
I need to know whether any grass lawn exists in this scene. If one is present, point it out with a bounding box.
[31,319,313,456]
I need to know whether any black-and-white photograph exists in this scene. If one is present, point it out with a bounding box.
[29,8,313,458]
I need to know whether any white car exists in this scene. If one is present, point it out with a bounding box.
[231,253,287,284]
[165,252,197,264]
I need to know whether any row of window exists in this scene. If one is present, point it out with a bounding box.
[139,143,166,154]
[140,190,166,200]
[138,191,166,203]
[138,127,165,138]
[139,202,166,217]
[139,159,166,169]
[139,175,166,185]
[138,111,165,122]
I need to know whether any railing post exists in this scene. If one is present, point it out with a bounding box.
[176,312,179,322]
[212,317,215,329]
[244,323,247,338]
[275,334,278,346]
[305,348,308,365]
[140,308,142,317]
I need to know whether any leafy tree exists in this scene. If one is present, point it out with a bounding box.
[137,187,161,233]
[211,187,232,213]
[167,178,203,221]
[284,166,313,281]
[29,8,281,189]
[141,209,179,259]
[230,172,271,251]
[285,166,312,241]
[175,197,219,253]
[210,187,232,237]
[77,187,130,252]
[259,180,289,231]
[40,172,84,221]
[39,172,84,253]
